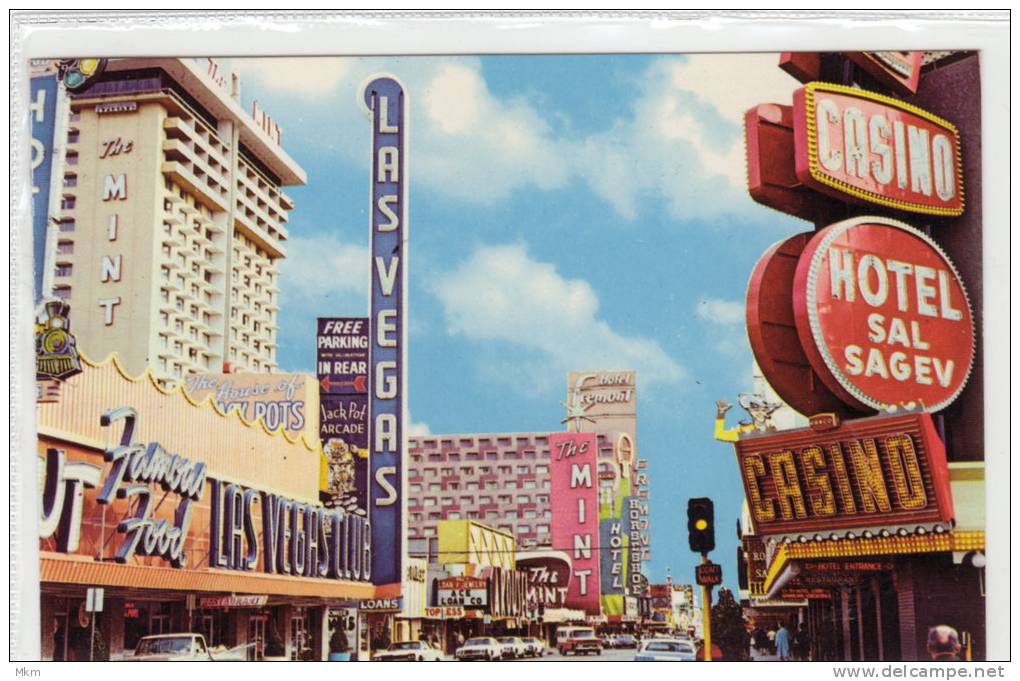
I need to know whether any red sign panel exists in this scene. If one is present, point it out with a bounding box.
[696,562,722,587]
[735,411,953,538]
[793,82,963,217]
[846,52,925,96]
[746,232,858,417]
[792,216,974,413]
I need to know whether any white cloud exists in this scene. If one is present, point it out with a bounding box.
[667,54,800,125]
[695,298,745,326]
[280,234,368,301]
[407,420,431,437]
[239,54,801,223]
[431,244,684,394]
[233,57,354,98]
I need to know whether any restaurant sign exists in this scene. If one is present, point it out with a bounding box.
[793,83,963,217]
[735,411,953,540]
[792,216,974,413]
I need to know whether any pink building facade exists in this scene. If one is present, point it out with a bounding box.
[407,432,615,549]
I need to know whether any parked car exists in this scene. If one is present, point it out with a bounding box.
[521,637,546,657]
[496,636,528,659]
[373,641,445,661]
[131,634,248,661]
[556,626,603,656]
[634,638,697,662]
[600,634,617,648]
[615,634,638,649]
[455,637,503,661]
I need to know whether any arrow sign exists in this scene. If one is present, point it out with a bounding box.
[320,374,367,394]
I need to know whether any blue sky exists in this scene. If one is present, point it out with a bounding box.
[232,53,808,599]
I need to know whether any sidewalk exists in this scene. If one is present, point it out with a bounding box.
[750,647,780,662]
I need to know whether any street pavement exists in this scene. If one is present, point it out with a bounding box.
[485,648,641,662]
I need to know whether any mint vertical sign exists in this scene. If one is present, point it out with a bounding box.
[361,75,407,585]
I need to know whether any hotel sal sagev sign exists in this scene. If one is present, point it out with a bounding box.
[362,75,408,586]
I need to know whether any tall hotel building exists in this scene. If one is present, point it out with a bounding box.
[46,58,306,381]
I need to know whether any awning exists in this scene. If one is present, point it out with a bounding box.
[762,530,984,596]
[41,552,380,600]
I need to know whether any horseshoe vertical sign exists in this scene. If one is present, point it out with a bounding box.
[362,75,408,585]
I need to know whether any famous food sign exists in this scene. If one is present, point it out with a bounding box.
[794,83,963,217]
[792,216,974,413]
[735,411,953,539]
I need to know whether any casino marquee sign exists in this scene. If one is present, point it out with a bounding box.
[735,411,954,542]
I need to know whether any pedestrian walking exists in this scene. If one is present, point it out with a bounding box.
[775,622,791,661]
[767,627,776,655]
[793,623,810,661]
[927,625,962,661]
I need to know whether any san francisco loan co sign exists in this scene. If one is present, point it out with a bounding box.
[792,216,974,413]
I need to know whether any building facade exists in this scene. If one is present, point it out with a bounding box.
[46,58,306,382]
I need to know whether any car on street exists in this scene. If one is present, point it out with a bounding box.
[373,640,445,661]
[600,634,617,648]
[130,634,248,661]
[615,634,638,649]
[556,626,603,656]
[521,637,547,657]
[634,638,697,662]
[455,637,503,661]
[496,636,528,659]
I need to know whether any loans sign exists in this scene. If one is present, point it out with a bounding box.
[734,411,954,539]
[792,216,974,413]
[793,82,963,217]
[362,75,407,585]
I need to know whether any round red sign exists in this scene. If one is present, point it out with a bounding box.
[792,216,974,413]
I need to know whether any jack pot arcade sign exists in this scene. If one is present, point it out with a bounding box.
[792,216,974,414]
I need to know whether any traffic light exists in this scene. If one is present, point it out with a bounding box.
[687,497,715,554]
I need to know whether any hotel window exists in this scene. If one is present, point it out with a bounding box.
[498,466,511,476]
[65,151,78,165]
[460,496,474,505]
[423,527,436,535]
[160,289,169,302]
[411,513,421,521]
[519,525,531,534]
[428,483,440,492]
[448,512,462,520]
[479,466,490,475]
[441,467,454,476]
[423,498,436,507]
[441,498,454,507]
[479,496,492,505]
[485,511,499,520]
[485,481,498,490]
[62,174,77,188]
[542,480,551,489]
[536,465,548,474]
[466,482,479,491]
[524,510,537,519]
[52,286,71,300]
[498,495,511,505]
[160,312,169,325]
[505,511,518,519]
[498,525,512,533]
[408,469,419,479]
[536,495,549,504]
[518,466,529,474]
[467,512,478,519]
[524,481,537,490]
[410,483,422,493]
[424,468,436,477]
[176,299,184,311]
[66,128,79,144]
[505,481,518,490]
[517,495,528,504]
[56,240,74,255]
[462,466,474,476]
[408,498,418,508]
[537,525,550,534]
[54,263,72,277]
[58,219,75,232]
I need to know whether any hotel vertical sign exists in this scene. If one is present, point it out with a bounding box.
[362,75,407,585]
